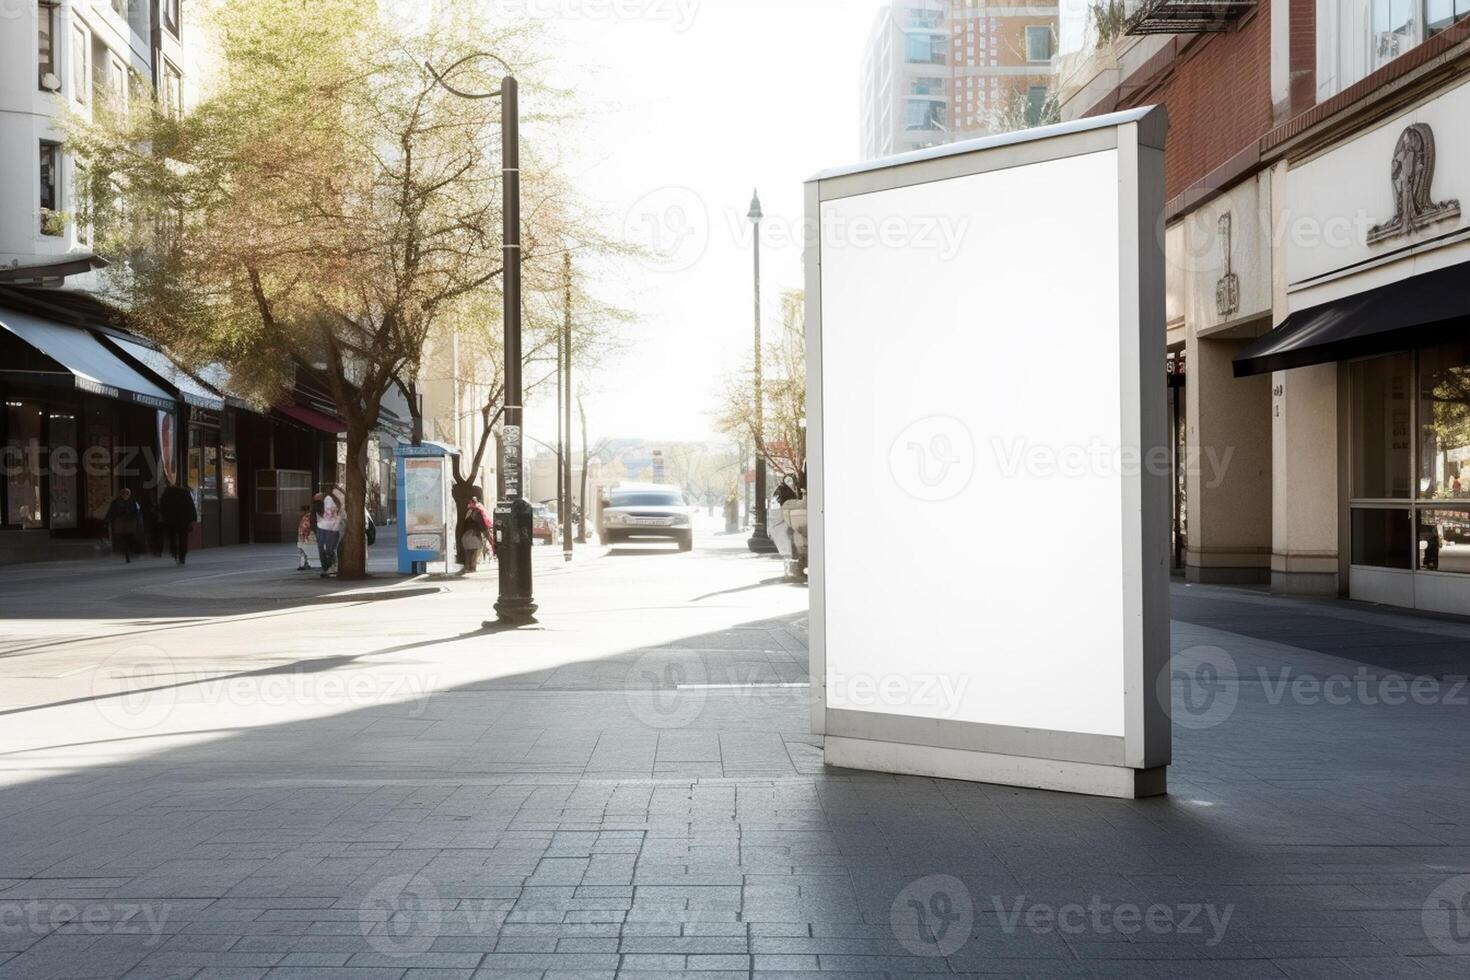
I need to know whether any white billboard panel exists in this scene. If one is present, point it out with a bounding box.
[805,107,1170,798]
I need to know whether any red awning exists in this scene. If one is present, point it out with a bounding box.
[275,403,347,434]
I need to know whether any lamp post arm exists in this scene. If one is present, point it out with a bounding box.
[424,51,514,99]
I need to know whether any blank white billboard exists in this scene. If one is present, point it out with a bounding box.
[805,107,1169,798]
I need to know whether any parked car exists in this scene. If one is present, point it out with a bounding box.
[531,503,558,545]
[599,484,693,551]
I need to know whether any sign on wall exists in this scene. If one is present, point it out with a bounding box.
[157,410,178,488]
[804,106,1171,799]
[1285,78,1470,297]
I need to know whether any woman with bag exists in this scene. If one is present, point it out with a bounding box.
[459,496,493,572]
[105,488,143,564]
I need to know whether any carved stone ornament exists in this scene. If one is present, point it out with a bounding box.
[1367,123,1461,245]
[1215,212,1240,318]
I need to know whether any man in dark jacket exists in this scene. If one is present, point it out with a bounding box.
[159,483,199,565]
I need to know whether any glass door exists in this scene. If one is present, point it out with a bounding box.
[189,425,223,547]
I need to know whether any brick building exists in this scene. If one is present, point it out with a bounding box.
[860,0,1060,159]
[1058,0,1470,612]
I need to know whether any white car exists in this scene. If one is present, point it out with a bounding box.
[599,484,693,551]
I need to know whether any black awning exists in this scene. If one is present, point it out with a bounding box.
[1234,262,1470,378]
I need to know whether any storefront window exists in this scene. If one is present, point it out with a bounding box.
[1417,342,1470,500]
[1353,343,1470,576]
[221,413,238,499]
[1418,508,1470,572]
[6,400,44,529]
[188,425,203,510]
[85,405,114,519]
[48,410,78,529]
[1352,508,1412,568]
[1351,353,1412,499]
[204,440,219,496]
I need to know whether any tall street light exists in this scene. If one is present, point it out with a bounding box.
[747,189,776,554]
[427,54,537,623]
[561,251,574,562]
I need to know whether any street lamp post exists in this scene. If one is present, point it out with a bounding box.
[561,252,574,562]
[747,189,776,554]
[426,55,536,623]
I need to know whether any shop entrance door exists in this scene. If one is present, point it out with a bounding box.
[189,425,222,548]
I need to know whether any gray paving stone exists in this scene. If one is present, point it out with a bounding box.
[6,556,1470,980]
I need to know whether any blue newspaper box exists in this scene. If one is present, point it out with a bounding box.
[394,442,460,574]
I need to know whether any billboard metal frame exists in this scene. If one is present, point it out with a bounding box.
[802,106,1171,799]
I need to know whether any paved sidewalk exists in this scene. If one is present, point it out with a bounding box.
[0,535,598,618]
[1,547,1469,979]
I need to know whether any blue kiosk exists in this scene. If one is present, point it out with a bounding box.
[394,441,461,575]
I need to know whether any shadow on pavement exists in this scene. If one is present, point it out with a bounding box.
[1,596,1469,976]
[0,544,438,621]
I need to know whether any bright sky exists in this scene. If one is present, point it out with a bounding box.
[517,0,892,449]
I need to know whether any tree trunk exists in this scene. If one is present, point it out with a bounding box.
[338,423,371,580]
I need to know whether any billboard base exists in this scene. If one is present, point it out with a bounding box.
[825,736,1167,800]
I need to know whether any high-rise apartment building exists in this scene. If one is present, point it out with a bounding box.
[859,0,1059,160]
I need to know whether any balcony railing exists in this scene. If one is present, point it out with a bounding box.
[1124,0,1256,34]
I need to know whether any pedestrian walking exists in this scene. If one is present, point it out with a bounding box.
[296,505,316,571]
[459,496,493,572]
[159,482,199,565]
[314,489,343,578]
[105,488,142,563]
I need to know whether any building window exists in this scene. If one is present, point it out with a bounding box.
[161,61,183,117]
[1025,25,1053,62]
[1427,0,1470,34]
[1371,0,1416,69]
[1025,86,1051,126]
[905,7,943,29]
[1351,344,1470,573]
[164,0,181,37]
[905,99,946,132]
[38,1,57,90]
[904,32,948,65]
[110,0,128,17]
[1324,0,1470,97]
[39,142,63,237]
[911,76,944,95]
[75,163,90,245]
[71,23,88,104]
[105,56,127,115]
